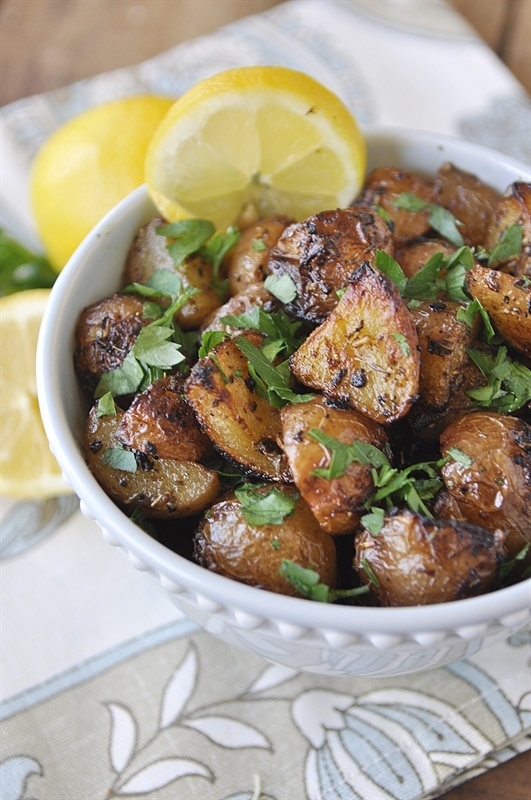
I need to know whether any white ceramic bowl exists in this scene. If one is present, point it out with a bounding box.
[37,128,531,677]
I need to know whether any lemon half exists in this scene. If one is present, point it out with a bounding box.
[145,66,366,230]
[0,290,70,498]
[30,95,174,271]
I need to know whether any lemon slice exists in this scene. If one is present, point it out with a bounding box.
[145,66,366,230]
[0,290,70,498]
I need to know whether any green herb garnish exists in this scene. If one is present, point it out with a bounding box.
[467,346,531,413]
[488,223,523,266]
[279,560,370,603]
[0,229,57,296]
[235,483,297,525]
[307,432,444,532]
[101,446,137,473]
[394,193,464,246]
[96,391,117,418]
[264,273,298,303]
[234,335,314,407]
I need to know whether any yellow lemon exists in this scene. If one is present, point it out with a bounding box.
[30,95,174,271]
[0,289,71,498]
[145,66,366,231]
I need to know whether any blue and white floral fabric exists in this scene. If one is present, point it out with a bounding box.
[1,2,530,799]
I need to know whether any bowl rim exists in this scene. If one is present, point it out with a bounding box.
[37,126,531,637]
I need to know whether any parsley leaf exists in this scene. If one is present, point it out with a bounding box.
[221,306,304,356]
[234,335,314,407]
[264,273,298,303]
[235,484,297,525]
[0,229,57,296]
[394,193,464,246]
[96,392,117,417]
[279,560,370,603]
[156,219,215,265]
[308,431,390,479]
[456,298,497,342]
[375,250,408,294]
[488,223,523,266]
[102,446,137,473]
[467,346,531,413]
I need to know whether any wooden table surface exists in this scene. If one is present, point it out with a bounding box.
[0,2,529,798]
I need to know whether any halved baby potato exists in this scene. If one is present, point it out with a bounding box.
[85,403,221,519]
[281,396,387,534]
[290,263,420,424]
[185,334,291,481]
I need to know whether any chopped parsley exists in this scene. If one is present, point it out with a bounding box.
[279,560,370,603]
[487,223,523,266]
[95,287,197,398]
[264,273,298,303]
[101,446,137,473]
[307,432,445,532]
[467,346,531,413]
[393,193,464,246]
[233,334,314,407]
[235,483,298,526]
[96,391,117,417]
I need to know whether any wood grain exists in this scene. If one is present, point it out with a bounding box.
[448,0,530,92]
[0,3,529,795]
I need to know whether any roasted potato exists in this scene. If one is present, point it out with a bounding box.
[74,292,154,393]
[430,162,501,246]
[440,411,531,553]
[484,182,531,276]
[200,283,278,335]
[225,215,293,295]
[267,206,393,324]
[124,217,222,329]
[353,508,506,606]
[290,263,420,424]
[185,334,291,481]
[85,403,221,518]
[394,238,455,279]
[281,396,388,534]
[465,264,531,357]
[409,300,481,411]
[356,166,435,246]
[193,486,337,595]
[407,353,486,441]
[116,374,214,461]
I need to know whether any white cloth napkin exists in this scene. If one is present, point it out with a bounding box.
[1,2,530,799]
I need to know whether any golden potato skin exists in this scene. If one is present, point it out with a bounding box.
[357,166,435,247]
[394,238,455,279]
[290,263,420,424]
[354,509,506,606]
[194,486,337,595]
[281,397,387,534]
[484,182,531,276]
[74,292,153,393]
[409,300,481,412]
[85,404,221,519]
[226,215,293,295]
[465,264,531,357]
[200,283,278,335]
[116,374,214,461]
[430,162,501,246]
[267,206,393,324]
[440,411,531,550]
[185,334,291,482]
[124,217,222,329]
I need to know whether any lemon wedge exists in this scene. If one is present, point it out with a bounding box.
[145,66,366,230]
[0,290,70,498]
